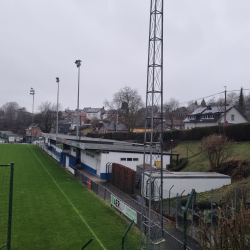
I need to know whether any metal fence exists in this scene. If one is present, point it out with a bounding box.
[75,169,200,250]
[161,185,244,225]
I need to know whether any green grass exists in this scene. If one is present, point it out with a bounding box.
[173,141,250,172]
[172,141,250,206]
[172,141,210,171]
[0,144,140,250]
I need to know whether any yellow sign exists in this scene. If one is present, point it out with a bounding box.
[155,161,161,167]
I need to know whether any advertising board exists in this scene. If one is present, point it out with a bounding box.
[111,195,137,223]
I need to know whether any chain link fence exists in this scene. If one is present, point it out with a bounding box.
[75,169,201,250]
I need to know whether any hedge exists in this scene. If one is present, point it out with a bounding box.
[112,163,136,194]
[86,122,250,142]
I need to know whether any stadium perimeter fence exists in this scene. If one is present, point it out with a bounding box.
[0,163,14,250]
[75,169,200,250]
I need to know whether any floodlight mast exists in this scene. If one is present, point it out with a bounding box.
[56,77,60,136]
[140,0,164,249]
[75,60,81,140]
[30,88,35,125]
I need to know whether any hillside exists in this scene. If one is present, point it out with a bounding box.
[171,140,250,206]
[172,140,250,172]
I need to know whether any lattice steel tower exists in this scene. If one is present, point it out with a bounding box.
[140,0,165,249]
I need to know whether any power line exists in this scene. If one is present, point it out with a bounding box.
[179,88,250,106]
[179,91,224,105]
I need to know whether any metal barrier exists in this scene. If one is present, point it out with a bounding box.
[74,169,200,250]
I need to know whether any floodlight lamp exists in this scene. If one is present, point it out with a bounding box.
[56,77,59,82]
[75,60,81,68]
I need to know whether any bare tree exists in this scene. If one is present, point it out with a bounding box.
[227,92,238,106]
[0,102,20,129]
[35,101,62,133]
[207,97,216,106]
[199,201,250,250]
[201,134,235,171]
[186,100,199,112]
[104,86,144,132]
[163,98,180,129]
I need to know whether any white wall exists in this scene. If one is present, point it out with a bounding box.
[80,149,170,177]
[99,152,170,175]
[87,111,101,120]
[185,122,218,129]
[144,174,231,199]
[70,146,77,157]
[81,150,101,174]
[56,147,63,153]
[222,107,248,124]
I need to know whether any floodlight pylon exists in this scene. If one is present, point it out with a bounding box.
[140,0,164,249]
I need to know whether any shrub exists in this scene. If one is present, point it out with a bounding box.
[199,201,250,249]
[201,134,235,171]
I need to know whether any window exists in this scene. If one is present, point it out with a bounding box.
[127,158,132,161]
[231,114,235,121]
[120,158,126,161]
[133,158,139,161]
[73,148,76,152]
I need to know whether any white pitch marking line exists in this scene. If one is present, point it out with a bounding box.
[28,146,106,250]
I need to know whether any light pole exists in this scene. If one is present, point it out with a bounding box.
[30,87,35,143]
[75,60,81,140]
[30,88,35,124]
[56,77,60,136]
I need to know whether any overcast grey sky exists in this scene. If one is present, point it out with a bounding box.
[1,0,250,112]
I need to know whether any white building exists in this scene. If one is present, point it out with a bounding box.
[86,108,104,120]
[41,133,173,179]
[184,105,248,129]
[143,171,231,198]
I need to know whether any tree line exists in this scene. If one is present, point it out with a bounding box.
[1,87,249,135]
[0,101,61,134]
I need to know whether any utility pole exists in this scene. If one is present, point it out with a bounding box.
[140,0,165,249]
[224,86,227,124]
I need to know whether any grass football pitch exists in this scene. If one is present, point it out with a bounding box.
[0,144,140,250]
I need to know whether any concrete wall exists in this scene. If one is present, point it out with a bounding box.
[143,174,231,199]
